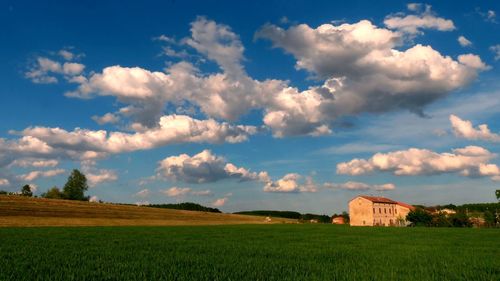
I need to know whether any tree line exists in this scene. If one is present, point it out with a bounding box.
[406,190,500,227]
[148,202,221,213]
[0,169,90,201]
[233,210,349,223]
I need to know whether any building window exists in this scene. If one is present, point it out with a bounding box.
[389,209,391,214]
[363,220,365,225]
[384,208,386,214]
[379,208,381,213]
[373,208,375,214]
[395,209,397,214]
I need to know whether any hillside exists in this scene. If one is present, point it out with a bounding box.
[0,196,295,227]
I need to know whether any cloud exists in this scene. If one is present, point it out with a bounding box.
[316,143,402,155]
[85,169,117,187]
[66,17,273,126]
[0,114,258,185]
[490,45,500,61]
[384,5,455,35]
[134,188,150,198]
[185,16,245,77]
[263,174,317,193]
[91,113,120,125]
[406,3,423,12]
[190,189,213,196]
[256,19,485,136]
[162,187,192,197]
[0,178,10,186]
[337,146,500,180]
[9,159,59,168]
[324,181,395,191]
[457,54,490,70]
[89,195,99,202]
[25,57,85,84]
[6,114,255,159]
[449,115,500,142]
[62,17,485,139]
[458,36,472,47]
[487,10,497,21]
[477,9,497,23]
[212,194,231,207]
[18,169,65,181]
[161,187,213,197]
[157,150,266,183]
[58,49,75,61]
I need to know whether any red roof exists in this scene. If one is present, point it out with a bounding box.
[359,195,397,204]
[396,201,415,210]
[351,196,414,210]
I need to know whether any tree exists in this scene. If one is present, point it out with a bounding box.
[42,187,64,199]
[406,208,433,226]
[431,212,451,227]
[341,211,350,224]
[21,185,33,197]
[496,190,500,201]
[449,211,471,227]
[63,169,88,200]
[484,211,496,227]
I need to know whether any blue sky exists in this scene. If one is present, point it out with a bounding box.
[1,0,500,214]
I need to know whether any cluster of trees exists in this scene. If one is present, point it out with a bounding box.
[148,202,221,213]
[0,170,90,201]
[41,169,89,201]
[406,209,473,227]
[407,190,500,228]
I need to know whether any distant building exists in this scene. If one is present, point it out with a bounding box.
[438,208,456,215]
[349,195,415,227]
[331,216,345,225]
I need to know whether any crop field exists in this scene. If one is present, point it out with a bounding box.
[0,225,498,281]
[0,196,293,227]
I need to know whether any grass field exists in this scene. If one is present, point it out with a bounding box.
[0,196,294,226]
[0,225,498,281]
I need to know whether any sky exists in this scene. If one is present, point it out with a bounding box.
[1,0,500,214]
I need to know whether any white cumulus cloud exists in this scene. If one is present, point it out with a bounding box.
[450,115,500,142]
[157,150,265,183]
[384,5,455,35]
[263,174,317,193]
[337,146,500,181]
[458,36,472,47]
[18,169,65,181]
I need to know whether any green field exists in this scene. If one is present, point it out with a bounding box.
[0,225,498,281]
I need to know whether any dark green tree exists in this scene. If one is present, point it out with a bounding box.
[341,211,350,224]
[431,212,451,227]
[21,184,33,197]
[406,208,433,226]
[484,211,496,227]
[42,187,64,199]
[449,211,471,227]
[496,190,500,201]
[63,170,88,200]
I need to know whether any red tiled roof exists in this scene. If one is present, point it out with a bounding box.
[396,201,415,210]
[350,196,414,210]
[358,195,397,204]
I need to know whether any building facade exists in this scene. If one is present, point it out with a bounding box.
[349,196,414,226]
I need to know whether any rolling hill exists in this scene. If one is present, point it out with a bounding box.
[0,196,295,227]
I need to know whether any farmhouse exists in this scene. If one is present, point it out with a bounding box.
[349,195,414,226]
[331,216,345,225]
